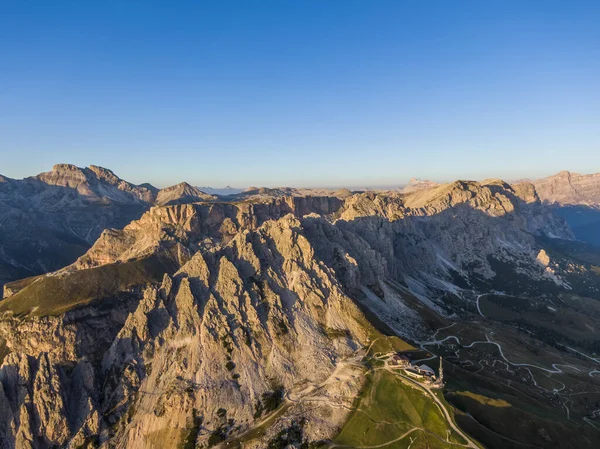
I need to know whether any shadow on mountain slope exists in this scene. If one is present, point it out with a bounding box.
[550,204,600,248]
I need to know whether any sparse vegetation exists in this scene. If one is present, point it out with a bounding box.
[243,327,253,346]
[335,370,467,448]
[221,334,234,353]
[367,335,416,355]
[253,400,264,419]
[322,326,350,339]
[181,410,203,449]
[260,387,284,414]
[1,274,41,295]
[276,319,289,336]
[207,426,227,447]
[0,255,175,316]
[450,391,510,408]
[266,419,307,449]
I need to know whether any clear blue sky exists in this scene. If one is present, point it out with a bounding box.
[1,1,599,188]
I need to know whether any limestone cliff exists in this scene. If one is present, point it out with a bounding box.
[532,170,600,206]
[528,171,600,247]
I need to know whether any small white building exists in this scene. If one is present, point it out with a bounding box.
[417,364,435,377]
[404,368,425,379]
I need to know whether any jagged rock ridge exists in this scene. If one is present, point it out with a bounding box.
[0,211,372,449]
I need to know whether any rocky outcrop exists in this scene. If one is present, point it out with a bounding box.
[536,249,551,267]
[334,181,571,284]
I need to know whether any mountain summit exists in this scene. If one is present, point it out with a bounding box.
[401,177,440,193]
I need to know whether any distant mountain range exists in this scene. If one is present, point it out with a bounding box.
[2,165,600,291]
[196,185,245,196]
[400,177,440,193]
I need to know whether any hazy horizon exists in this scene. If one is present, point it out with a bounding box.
[2,1,599,187]
[0,162,592,190]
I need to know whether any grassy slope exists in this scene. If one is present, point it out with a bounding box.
[368,336,417,355]
[335,370,467,449]
[2,274,41,294]
[0,255,174,316]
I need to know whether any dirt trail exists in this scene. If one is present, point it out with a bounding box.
[330,428,422,449]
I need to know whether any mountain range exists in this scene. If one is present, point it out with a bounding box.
[0,166,599,449]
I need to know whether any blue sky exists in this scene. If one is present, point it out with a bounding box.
[1,1,599,188]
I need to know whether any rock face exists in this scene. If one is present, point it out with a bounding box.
[0,164,157,291]
[529,171,600,247]
[0,170,583,448]
[536,249,551,267]
[532,171,600,206]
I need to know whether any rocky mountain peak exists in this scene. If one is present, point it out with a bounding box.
[33,164,155,204]
[39,163,90,187]
[51,163,82,172]
[0,165,159,288]
[160,181,197,193]
[511,181,540,204]
[155,182,216,206]
[401,178,440,193]
[87,165,121,184]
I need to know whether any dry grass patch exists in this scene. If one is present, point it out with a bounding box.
[453,391,510,408]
